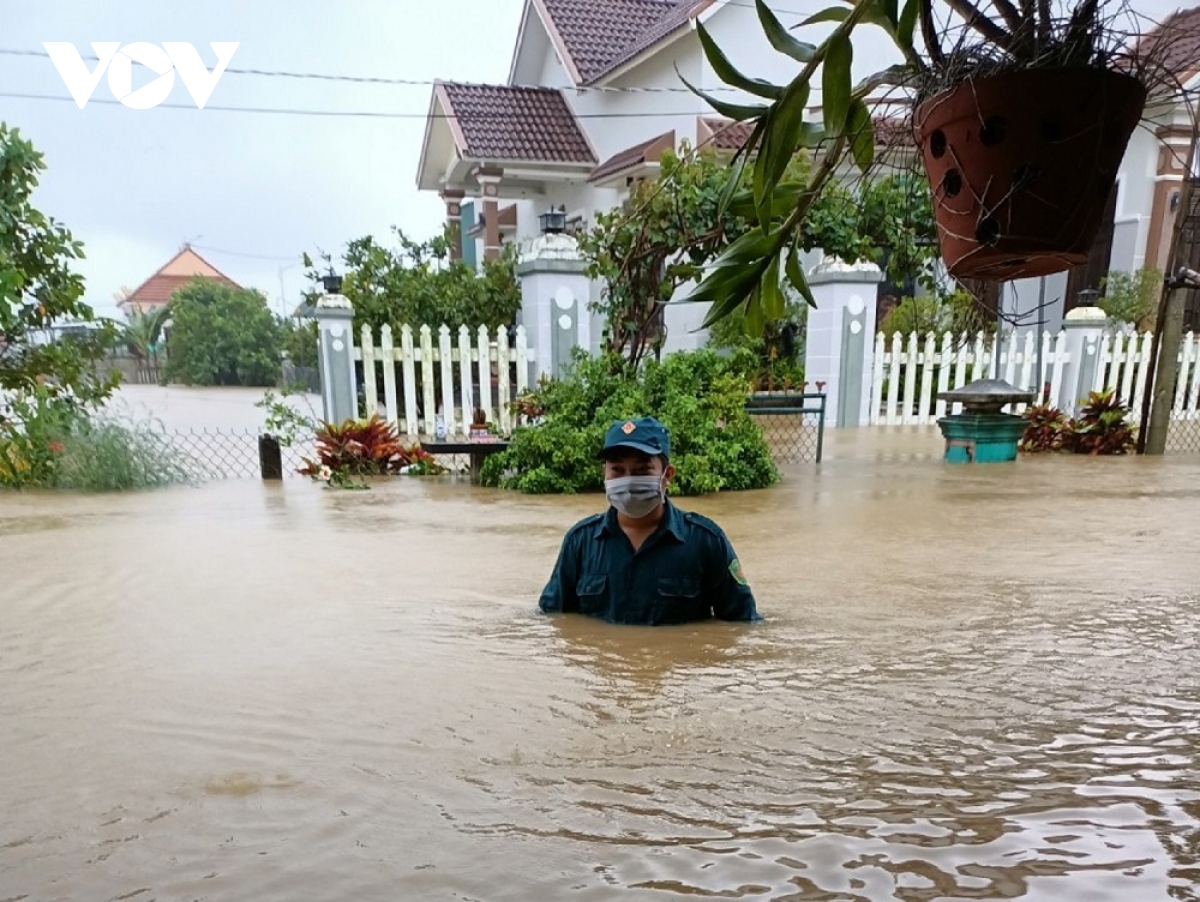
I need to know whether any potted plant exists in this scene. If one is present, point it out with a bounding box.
[469,407,490,440]
[677,0,1181,328]
[910,0,1157,280]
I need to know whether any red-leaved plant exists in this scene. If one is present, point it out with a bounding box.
[1020,390,1136,456]
[298,414,446,479]
[1019,403,1069,453]
[1066,390,1137,456]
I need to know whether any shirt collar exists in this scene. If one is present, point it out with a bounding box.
[595,499,687,543]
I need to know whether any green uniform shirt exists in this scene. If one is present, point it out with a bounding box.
[538,500,761,626]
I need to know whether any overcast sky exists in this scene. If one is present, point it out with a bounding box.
[1,0,523,321]
[2,1,1190,323]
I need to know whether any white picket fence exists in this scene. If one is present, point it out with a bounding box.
[353,324,535,437]
[870,330,1200,425]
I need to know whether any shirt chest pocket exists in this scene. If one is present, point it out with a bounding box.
[575,573,609,615]
[655,577,706,623]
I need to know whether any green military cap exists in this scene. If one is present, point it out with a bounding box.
[599,416,671,460]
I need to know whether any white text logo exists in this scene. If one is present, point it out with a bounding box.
[43,42,239,109]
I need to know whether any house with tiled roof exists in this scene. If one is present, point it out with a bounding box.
[416,0,914,351]
[118,245,241,316]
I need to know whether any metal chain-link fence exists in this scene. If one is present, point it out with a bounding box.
[1165,418,1200,455]
[745,394,827,465]
[153,428,476,481]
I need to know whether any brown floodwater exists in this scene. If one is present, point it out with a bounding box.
[2,425,1200,901]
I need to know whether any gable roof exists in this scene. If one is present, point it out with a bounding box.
[120,246,240,310]
[436,82,597,163]
[590,130,676,183]
[1137,6,1200,84]
[528,0,715,87]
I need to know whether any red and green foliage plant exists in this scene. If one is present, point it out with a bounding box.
[1067,389,1136,456]
[1020,390,1135,456]
[298,414,446,478]
[1018,403,1068,453]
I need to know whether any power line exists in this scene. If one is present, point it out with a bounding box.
[0,43,812,95]
[0,0,817,98]
[0,90,789,118]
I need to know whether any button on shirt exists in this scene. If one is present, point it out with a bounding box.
[539,501,761,626]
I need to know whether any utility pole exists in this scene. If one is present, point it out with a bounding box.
[1137,128,1198,454]
[1143,266,1200,453]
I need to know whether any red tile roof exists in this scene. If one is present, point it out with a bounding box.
[698,117,756,151]
[1137,6,1200,82]
[590,130,675,182]
[538,0,713,85]
[438,82,596,163]
[120,247,240,311]
[697,114,914,154]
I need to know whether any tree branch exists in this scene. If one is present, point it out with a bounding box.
[943,0,1016,53]
[920,0,946,69]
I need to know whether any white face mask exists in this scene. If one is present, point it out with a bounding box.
[605,474,665,519]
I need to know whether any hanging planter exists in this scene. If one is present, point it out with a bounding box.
[915,67,1147,280]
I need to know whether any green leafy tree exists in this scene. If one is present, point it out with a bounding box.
[481,349,779,495]
[0,123,118,404]
[165,278,282,386]
[1100,268,1162,330]
[304,227,521,337]
[280,318,318,369]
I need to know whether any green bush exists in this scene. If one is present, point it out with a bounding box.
[0,386,194,491]
[481,350,779,495]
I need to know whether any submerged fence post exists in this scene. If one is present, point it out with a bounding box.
[259,434,283,480]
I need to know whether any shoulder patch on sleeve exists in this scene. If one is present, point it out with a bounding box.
[729,557,749,586]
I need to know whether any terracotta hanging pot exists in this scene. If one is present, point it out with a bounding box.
[913,67,1147,281]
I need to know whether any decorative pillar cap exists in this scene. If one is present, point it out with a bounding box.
[1063,305,1108,326]
[807,255,884,285]
[313,293,354,318]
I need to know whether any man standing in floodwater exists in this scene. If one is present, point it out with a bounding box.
[538,417,761,626]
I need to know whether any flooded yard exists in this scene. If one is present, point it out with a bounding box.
[2,387,1199,900]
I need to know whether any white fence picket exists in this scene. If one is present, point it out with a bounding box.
[360,323,378,419]
[476,325,492,423]
[400,325,418,438]
[885,333,902,425]
[917,332,936,423]
[457,325,473,432]
[902,332,918,424]
[380,325,398,425]
[496,325,512,434]
[419,325,436,436]
[870,333,885,425]
[935,332,953,419]
[438,325,454,434]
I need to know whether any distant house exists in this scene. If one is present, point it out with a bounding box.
[118,245,241,316]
